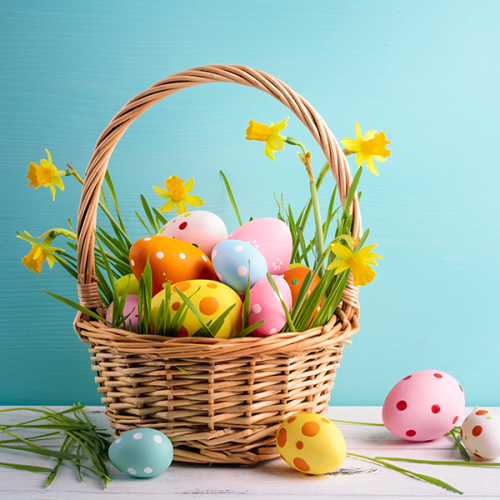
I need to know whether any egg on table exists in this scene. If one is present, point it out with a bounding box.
[151,279,243,338]
[461,408,500,460]
[382,370,465,441]
[108,428,173,478]
[276,412,346,475]
[129,236,216,296]
[246,275,292,337]
[211,239,267,293]
[228,218,292,273]
[158,210,228,256]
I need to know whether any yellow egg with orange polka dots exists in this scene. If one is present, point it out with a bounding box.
[150,279,242,339]
[276,412,346,475]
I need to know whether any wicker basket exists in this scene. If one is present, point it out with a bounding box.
[74,64,362,465]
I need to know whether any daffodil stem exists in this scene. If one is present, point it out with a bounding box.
[300,153,325,277]
[283,136,307,157]
[299,161,330,233]
[343,148,354,157]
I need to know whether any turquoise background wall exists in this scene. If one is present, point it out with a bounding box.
[1,0,499,407]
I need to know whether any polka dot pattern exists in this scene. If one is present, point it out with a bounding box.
[472,425,483,437]
[293,457,310,472]
[302,421,320,437]
[199,297,219,315]
[406,430,416,437]
[179,222,188,230]
[277,428,287,447]
[296,441,304,450]
[396,400,407,411]
[431,404,441,414]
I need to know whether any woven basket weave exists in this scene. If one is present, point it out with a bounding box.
[74,64,361,465]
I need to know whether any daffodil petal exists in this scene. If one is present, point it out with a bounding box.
[264,143,276,161]
[53,175,65,191]
[176,201,187,215]
[355,122,364,142]
[159,199,176,213]
[341,138,361,152]
[49,183,56,201]
[184,194,205,207]
[366,156,379,176]
[332,243,354,261]
[365,130,376,140]
[153,186,171,199]
[267,134,284,151]
[372,155,387,162]
[270,118,289,134]
[184,177,194,193]
[355,152,367,167]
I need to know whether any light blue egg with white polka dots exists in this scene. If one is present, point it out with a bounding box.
[109,428,173,478]
[211,239,268,293]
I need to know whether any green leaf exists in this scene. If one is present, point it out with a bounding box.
[104,170,126,232]
[0,462,53,474]
[209,304,236,337]
[135,211,153,236]
[0,443,86,461]
[220,170,243,225]
[176,287,212,337]
[233,320,264,338]
[375,456,500,467]
[141,194,159,234]
[174,366,190,374]
[42,290,109,324]
[242,260,251,330]
[265,273,296,332]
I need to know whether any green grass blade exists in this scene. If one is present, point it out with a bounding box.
[242,260,251,329]
[265,273,296,332]
[220,170,242,225]
[42,290,109,324]
[104,170,126,231]
[0,462,53,474]
[135,211,153,236]
[209,304,236,336]
[141,194,159,234]
[176,287,213,337]
[233,320,264,338]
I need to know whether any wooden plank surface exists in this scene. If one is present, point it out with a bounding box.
[1,406,499,498]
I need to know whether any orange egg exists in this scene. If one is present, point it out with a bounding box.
[129,236,216,296]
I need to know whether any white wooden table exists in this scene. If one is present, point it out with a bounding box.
[1,406,499,499]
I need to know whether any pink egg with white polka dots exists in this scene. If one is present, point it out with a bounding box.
[247,275,292,337]
[382,370,465,442]
[158,210,227,256]
[228,218,292,274]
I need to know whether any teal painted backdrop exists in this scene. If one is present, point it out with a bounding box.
[1,0,499,407]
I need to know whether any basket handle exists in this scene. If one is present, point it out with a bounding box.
[76,64,361,311]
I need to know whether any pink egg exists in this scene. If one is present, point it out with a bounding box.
[247,275,292,337]
[228,218,292,274]
[105,295,140,332]
[382,370,465,441]
[158,210,228,256]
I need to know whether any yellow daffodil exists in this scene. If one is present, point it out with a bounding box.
[26,149,65,200]
[18,230,64,274]
[246,118,289,160]
[153,175,204,215]
[341,122,391,176]
[327,242,382,286]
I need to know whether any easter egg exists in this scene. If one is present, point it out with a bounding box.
[281,267,322,325]
[151,280,243,338]
[106,295,140,332]
[211,239,268,293]
[129,236,216,296]
[109,428,173,478]
[115,274,140,296]
[382,370,465,441]
[276,412,346,475]
[158,210,228,256]
[228,218,292,273]
[461,408,500,460]
[287,263,308,270]
[247,275,292,337]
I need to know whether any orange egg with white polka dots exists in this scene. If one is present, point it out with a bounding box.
[150,279,242,339]
[129,236,216,296]
[276,412,346,475]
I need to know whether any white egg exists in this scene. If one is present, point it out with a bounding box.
[461,408,500,460]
